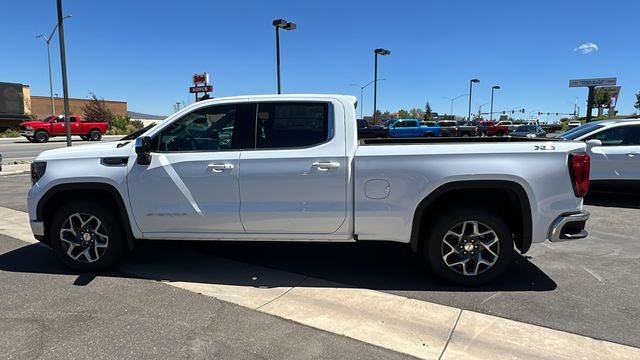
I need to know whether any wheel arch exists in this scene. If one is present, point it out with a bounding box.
[37,183,135,250]
[409,180,533,254]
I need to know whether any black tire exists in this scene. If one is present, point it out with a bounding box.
[50,200,126,272]
[441,132,449,137]
[89,130,102,141]
[26,137,37,143]
[34,131,49,143]
[497,131,505,137]
[423,132,434,137]
[422,207,513,286]
[480,130,487,137]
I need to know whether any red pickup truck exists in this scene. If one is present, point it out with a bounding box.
[19,115,108,143]
[476,120,510,137]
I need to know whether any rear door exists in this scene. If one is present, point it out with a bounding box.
[238,100,348,234]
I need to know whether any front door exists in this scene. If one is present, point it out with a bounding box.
[239,101,348,234]
[127,103,255,234]
[587,125,640,180]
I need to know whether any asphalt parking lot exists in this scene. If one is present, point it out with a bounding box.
[0,173,638,351]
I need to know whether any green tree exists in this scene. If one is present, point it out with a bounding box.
[82,93,113,124]
[424,101,432,120]
[408,108,424,119]
[594,88,611,107]
[634,91,640,112]
[397,109,409,118]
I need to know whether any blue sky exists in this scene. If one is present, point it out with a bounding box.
[1,0,639,120]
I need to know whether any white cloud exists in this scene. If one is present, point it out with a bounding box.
[574,42,599,54]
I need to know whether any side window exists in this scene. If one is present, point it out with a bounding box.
[154,104,254,152]
[395,121,405,128]
[255,102,329,149]
[589,126,640,146]
[407,120,417,127]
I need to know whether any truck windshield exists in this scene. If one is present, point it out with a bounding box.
[42,115,57,122]
[558,123,604,140]
[383,119,395,127]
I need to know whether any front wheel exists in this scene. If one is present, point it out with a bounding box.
[89,130,102,141]
[26,137,37,143]
[34,131,49,143]
[423,208,513,285]
[50,200,126,272]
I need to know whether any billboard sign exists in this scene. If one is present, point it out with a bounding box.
[0,82,25,115]
[192,73,209,84]
[189,85,213,93]
[569,77,617,87]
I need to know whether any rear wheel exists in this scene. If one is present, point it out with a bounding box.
[423,132,434,137]
[50,200,126,272]
[89,130,102,141]
[34,131,49,143]
[422,208,513,285]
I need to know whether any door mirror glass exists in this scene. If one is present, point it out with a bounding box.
[135,136,152,165]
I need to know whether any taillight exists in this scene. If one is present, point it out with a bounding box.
[569,153,590,197]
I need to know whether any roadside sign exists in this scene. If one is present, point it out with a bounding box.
[193,73,209,84]
[189,85,213,93]
[569,77,616,87]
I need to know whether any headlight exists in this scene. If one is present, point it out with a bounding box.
[31,162,47,185]
[25,126,34,130]
[526,133,536,138]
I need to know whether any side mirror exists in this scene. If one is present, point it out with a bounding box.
[135,136,152,165]
[586,139,602,148]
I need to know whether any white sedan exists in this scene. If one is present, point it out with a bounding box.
[559,119,640,187]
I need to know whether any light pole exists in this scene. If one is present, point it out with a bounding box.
[444,94,468,116]
[489,85,500,121]
[36,14,72,115]
[373,48,390,124]
[272,19,296,95]
[349,79,386,119]
[468,79,480,121]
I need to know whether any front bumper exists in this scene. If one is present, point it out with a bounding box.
[30,220,45,237]
[20,130,34,137]
[548,210,590,242]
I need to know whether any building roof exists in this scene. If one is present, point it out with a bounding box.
[128,111,166,120]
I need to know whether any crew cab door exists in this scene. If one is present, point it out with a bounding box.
[127,103,255,234]
[51,116,66,136]
[587,125,640,180]
[239,101,347,234]
[69,116,82,135]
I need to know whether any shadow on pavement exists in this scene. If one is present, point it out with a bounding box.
[0,240,556,293]
[585,190,640,209]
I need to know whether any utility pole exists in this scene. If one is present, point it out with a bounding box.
[57,0,72,147]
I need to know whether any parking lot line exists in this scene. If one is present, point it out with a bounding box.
[1,205,639,360]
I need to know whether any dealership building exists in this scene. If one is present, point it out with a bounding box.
[0,81,127,131]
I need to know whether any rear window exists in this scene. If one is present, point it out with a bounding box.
[256,102,329,149]
[559,123,604,140]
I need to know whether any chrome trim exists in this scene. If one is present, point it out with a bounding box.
[548,210,590,242]
[30,220,45,237]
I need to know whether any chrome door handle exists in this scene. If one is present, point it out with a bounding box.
[312,161,340,170]
[208,163,234,172]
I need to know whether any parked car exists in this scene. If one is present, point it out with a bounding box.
[385,118,441,137]
[510,125,547,138]
[357,119,388,139]
[19,115,108,143]
[27,94,590,286]
[0,153,2,172]
[437,121,459,137]
[568,120,582,129]
[477,120,510,137]
[559,119,640,188]
[456,121,478,137]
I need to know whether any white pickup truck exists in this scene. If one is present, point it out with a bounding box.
[27,95,591,285]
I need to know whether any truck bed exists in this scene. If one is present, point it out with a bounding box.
[360,136,560,145]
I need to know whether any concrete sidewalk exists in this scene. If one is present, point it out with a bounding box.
[0,163,31,176]
[1,205,638,359]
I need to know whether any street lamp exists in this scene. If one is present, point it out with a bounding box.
[489,85,500,121]
[468,79,480,121]
[349,78,386,119]
[272,18,296,95]
[373,48,390,124]
[36,14,72,115]
[444,93,468,116]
